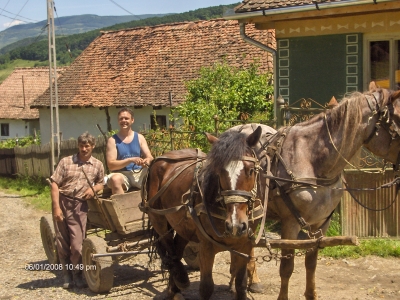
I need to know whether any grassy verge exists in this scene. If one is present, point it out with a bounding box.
[0,176,51,212]
[320,238,400,258]
[0,59,41,82]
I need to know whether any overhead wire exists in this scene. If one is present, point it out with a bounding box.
[7,0,30,28]
[53,2,72,59]
[108,0,134,15]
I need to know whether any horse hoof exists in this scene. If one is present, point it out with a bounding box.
[248,282,264,293]
[172,293,185,300]
[172,262,190,290]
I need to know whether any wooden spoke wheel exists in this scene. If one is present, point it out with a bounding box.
[40,214,59,264]
[82,236,114,293]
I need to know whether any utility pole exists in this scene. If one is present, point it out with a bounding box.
[47,0,60,173]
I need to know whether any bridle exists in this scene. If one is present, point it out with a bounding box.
[218,149,261,213]
[364,90,400,171]
[219,152,261,207]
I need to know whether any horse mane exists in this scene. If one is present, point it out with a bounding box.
[294,89,389,168]
[201,131,250,205]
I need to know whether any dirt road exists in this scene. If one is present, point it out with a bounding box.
[1,190,399,299]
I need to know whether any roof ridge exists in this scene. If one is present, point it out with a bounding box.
[100,18,231,34]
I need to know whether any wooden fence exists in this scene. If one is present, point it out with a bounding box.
[2,118,275,178]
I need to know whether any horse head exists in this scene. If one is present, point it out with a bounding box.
[364,81,400,169]
[204,126,262,238]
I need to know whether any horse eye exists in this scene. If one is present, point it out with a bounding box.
[248,168,255,176]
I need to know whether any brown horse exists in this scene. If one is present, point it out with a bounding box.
[229,82,400,300]
[143,127,264,300]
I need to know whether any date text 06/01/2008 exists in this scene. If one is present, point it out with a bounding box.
[25,263,97,271]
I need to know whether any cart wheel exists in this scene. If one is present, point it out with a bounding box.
[82,236,114,293]
[183,241,199,270]
[40,214,59,264]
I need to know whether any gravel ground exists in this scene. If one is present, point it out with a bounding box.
[1,190,400,300]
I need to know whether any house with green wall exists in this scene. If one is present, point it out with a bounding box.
[225,0,400,114]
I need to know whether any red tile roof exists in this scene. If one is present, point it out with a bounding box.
[32,19,274,108]
[235,0,353,13]
[0,67,64,119]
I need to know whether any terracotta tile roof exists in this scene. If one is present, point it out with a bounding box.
[0,67,64,119]
[32,19,274,108]
[235,0,350,13]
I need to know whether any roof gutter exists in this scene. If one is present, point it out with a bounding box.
[224,0,395,20]
[239,23,278,121]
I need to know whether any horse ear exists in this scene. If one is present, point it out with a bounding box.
[391,90,400,104]
[204,132,219,144]
[369,81,379,91]
[246,126,262,148]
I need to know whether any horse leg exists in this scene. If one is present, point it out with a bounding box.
[229,248,263,293]
[278,223,300,300]
[170,234,190,291]
[304,248,319,300]
[247,248,263,293]
[304,221,330,300]
[231,254,250,300]
[148,214,185,298]
[198,241,215,300]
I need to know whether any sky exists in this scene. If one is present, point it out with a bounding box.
[0,0,238,31]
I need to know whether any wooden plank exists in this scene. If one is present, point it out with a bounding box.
[110,191,144,223]
[253,236,359,249]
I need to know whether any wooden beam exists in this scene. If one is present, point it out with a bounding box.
[253,236,359,249]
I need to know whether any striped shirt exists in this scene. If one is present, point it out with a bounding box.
[51,153,104,200]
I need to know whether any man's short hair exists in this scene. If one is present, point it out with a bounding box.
[78,132,96,146]
[118,107,134,119]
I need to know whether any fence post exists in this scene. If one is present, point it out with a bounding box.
[276,96,285,128]
[169,127,174,151]
[213,115,219,136]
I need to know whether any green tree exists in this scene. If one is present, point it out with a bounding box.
[172,61,273,133]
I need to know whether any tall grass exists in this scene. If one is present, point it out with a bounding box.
[0,176,51,211]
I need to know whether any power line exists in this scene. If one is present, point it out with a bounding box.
[0,0,11,20]
[108,0,134,15]
[7,0,31,28]
[0,8,38,22]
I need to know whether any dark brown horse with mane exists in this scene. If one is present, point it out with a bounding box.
[228,82,400,300]
[142,127,265,299]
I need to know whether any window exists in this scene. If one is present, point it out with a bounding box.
[369,38,400,90]
[150,115,167,130]
[1,123,9,136]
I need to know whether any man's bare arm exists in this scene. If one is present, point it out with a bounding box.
[139,134,154,166]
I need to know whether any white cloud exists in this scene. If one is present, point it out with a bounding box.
[3,20,26,29]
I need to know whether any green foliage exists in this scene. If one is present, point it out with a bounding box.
[320,239,400,258]
[326,212,341,237]
[172,61,273,134]
[0,134,40,149]
[0,176,51,211]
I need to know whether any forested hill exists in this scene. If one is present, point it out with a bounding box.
[0,3,238,67]
[0,14,168,51]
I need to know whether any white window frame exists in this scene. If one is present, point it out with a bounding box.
[364,33,400,90]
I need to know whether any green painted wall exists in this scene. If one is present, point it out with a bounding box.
[277,34,363,106]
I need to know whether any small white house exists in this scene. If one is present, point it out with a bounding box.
[0,67,63,142]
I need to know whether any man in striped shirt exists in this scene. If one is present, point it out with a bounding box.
[50,132,105,289]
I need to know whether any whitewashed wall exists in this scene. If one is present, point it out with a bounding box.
[0,119,39,141]
[38,106,174,144]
